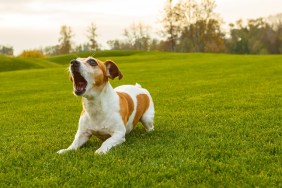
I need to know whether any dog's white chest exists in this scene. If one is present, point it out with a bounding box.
[80,105,124,139]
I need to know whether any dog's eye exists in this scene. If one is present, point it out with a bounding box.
[87,59,98,66]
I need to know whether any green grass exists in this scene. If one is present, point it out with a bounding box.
[0,55,62,72]
[0,51,281,187]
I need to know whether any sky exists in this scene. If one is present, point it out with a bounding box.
[0,0,281,55]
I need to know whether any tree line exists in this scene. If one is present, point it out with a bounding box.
[1,0,281,56]
[42,23,99,56]
[113,0,281,54]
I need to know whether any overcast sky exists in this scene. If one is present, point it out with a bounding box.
[0,0,281,55]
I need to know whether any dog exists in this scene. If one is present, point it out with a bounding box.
[57,57,155,154]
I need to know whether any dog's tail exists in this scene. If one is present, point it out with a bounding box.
[135,83,142,88]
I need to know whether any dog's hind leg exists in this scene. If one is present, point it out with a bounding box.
[140,102,155,132]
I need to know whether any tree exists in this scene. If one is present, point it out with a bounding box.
[107,22,152,51]
[0,45,13,56]
[43,45,60,56]
[75,43,91,53]
[160,0,226,52]
[266,13,282,53]
[58,25,73,54]
[87,22,99,51]
[123,22,151,51]
[107,40,123,50]
[226,20,250,54]
[247,18,268,54]
[226,16,282,54]
[160,0,184,51]
[180,0,225,52]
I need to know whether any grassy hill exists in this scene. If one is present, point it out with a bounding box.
[0,51,281,187]
[46,50,142,65]
[0,55,61,72]
[0,50,141,72]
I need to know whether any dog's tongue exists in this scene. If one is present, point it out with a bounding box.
[77,82,85,91]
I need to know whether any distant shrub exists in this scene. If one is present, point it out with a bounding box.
[19,50,45,58]
[0,45,14,56]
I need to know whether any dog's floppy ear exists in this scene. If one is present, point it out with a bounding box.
[104,60,123,80]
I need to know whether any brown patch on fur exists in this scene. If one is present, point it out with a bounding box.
[92,60,108,88]
[133,94,150,127]
[93,71,105,87]
[96,60,107,79]
[117,92,134,126]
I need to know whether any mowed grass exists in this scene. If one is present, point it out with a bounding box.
[0,51,281,187]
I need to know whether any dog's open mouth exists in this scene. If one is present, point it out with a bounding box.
[72,71,87,96]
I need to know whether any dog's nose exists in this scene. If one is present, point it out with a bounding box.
[70,59,79,66]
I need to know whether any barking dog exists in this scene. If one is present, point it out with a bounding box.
[57,57,155,154]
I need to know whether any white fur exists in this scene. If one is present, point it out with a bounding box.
[57,58,154,154]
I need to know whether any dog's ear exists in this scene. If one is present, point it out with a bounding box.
[104,60,123,80]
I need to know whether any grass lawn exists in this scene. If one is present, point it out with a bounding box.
[0,51,281,187]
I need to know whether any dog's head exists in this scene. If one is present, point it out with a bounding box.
[69,57,123,96]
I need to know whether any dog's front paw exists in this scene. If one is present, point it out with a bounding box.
[57,149,69,154]
[146,127,155,132]
[95,147,108,155]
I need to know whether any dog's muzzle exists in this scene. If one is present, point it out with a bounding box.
[70,60,87,96]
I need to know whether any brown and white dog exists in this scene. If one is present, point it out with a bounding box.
[57,57,154,154]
